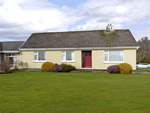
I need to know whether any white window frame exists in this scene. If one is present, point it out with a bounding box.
[5,54,18,65]
[61,51,75,62]
[33,51,46,62]
[104,50,124,63]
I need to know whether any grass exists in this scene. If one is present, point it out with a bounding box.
[137,68,150,72]
[1,71,150,113]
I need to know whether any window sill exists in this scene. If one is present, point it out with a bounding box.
[104,61,124,64]
[60,61,75,63]
[33,60,46,63]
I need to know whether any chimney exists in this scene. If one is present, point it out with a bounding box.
[106,24,114,32]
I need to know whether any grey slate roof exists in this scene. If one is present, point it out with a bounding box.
[21,29,138,49]
[1,41,24,51]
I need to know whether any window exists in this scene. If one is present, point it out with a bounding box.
[6,54,18,65]
[34,51,46,61]
[104,50,123,62]
[61,51,74,61]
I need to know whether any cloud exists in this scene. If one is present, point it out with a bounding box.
[70,0,150,41]
[0,0,150,41]
[0,0,82,40]
[71,19,123,31]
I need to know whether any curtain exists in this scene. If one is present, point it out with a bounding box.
[109,51,123,61]
[38,51,45,60]
[66,51,72,60]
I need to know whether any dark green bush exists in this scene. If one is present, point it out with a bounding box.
[60,63,76,72]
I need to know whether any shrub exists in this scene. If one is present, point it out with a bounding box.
[107,65,118,74]
[0,60,13,74]
[60,63,76,72]
[41,62,55,72]
[13,60,28,71]
[55,63,58,66]
[18,61,28,68]
[113,65,120,73]
[53,64,62,72]
[118,63,133,74]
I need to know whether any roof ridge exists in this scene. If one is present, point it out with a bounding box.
[31,29,130,35]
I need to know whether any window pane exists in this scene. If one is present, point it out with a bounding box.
[38,51,45,60]
[109,51,123,61]
[66,51,72,60]
[104,54,108,61]
[104,51,108,54]
[34,55,37,60]
[13,57,17,65]
[12,54,17,56]
[62,51,65,54]
[71,52,74,61]
[6,54,11,56]
[62,54,65,60]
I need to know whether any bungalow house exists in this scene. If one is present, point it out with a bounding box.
[18,24,140,70]
[0,41,24,65]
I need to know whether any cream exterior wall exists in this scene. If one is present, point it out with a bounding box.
[20,49,137,70]
[92,49,136,70]
[20,50,82,69]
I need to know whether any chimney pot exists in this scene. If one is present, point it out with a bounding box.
[106,23,114,32]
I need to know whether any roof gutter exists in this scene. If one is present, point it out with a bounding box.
[19,46,140,51]
[0,51,19,53]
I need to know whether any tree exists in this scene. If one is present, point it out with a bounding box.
[136,37,150,63]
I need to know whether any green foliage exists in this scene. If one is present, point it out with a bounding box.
[41,62,55,72]
[141,56,150,63]
[118,63,133,74]
[60,63,76,72]
[136,37,150,63]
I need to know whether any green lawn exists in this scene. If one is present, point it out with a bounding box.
[1,71,150,113]
[138,67,150,72]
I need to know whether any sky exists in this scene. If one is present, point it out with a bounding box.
[0,0,149,42]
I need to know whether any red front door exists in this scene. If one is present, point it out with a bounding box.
[82,51,92,68]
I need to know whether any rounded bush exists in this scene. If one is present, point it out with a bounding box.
[118,63,133,74]
[107,65,118,74]
[60,63,76,72]
[41,62,55,72]
[55,63,58,66]
[53,64,62,72]
[113,65,120,73]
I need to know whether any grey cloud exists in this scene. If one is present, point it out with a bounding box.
[114,0,135,5]
[0,22,23,29]
[97,19,109,23]
[80,4,121,18]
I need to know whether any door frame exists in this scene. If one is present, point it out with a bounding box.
[82,51,92,68]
